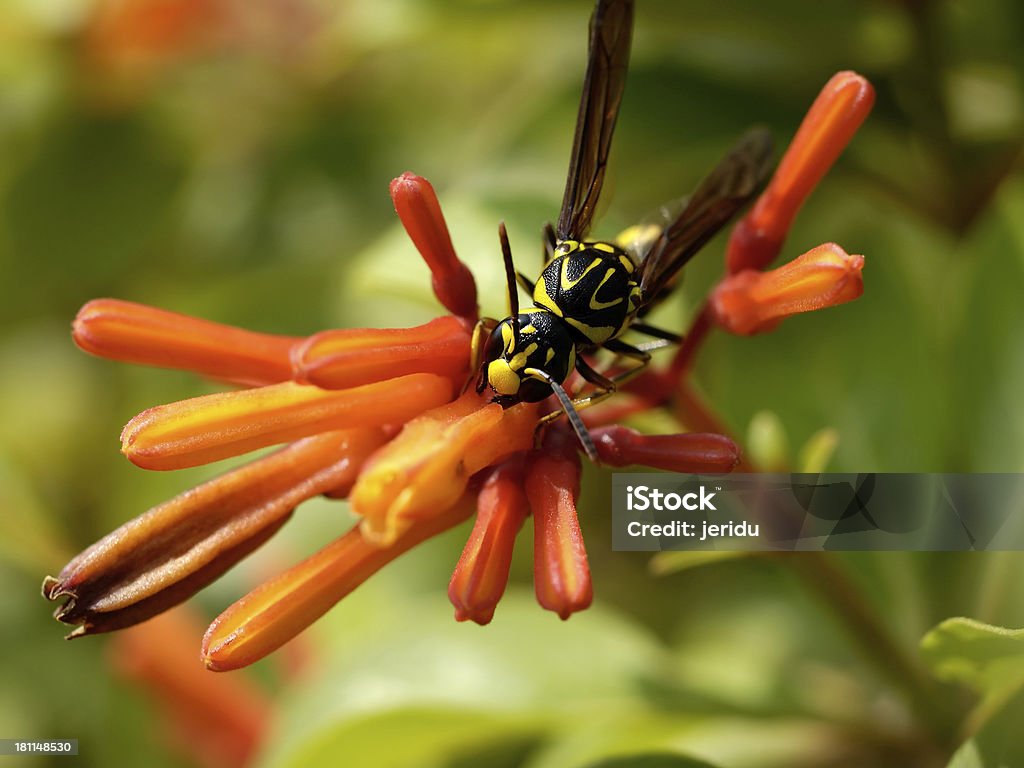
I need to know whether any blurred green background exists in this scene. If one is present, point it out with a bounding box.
[2,0,1023,766]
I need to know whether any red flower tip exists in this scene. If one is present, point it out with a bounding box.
[390,173,478,322]
[527,428,592,620]
[727,71,874,273]
[712,242,864,336]
[449,459,529,625]
[591,426,740,473]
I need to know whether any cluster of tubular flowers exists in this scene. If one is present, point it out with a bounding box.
[43,71,874,672]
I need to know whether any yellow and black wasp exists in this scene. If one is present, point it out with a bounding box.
[474,0,774,461]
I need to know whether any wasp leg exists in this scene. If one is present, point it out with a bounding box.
[533,345,652,462]
[577,354,614,387]
[630,321,682,345]
[469,317,499,395]
[523,366,600,463]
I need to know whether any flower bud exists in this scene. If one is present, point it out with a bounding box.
[390,173,478,321]
[727,72,874,273]
[591,426,739,473]
[527,428,591,620]
[448,459,529,625]
[712,243,864,335]
[202,495,475,671]
[121,374,454,470]
[73,299,298,386]
[292,316,470,390]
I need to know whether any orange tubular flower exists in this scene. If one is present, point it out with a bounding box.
[202,495,476,672]
[47,59,874,672]
[121,374,454,470]
[528,427,592,620]
[390,173,478,322]
[726,71,875,274]
[45,430,387,637]
[74,299,298,386]
[449,459,530,625]
[712,242,865,335]
[292,316,471,390]
[351,390,538,544]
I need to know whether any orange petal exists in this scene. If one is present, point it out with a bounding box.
[73,299,298,386]
[448,459,529,625]
[202,494,475,671]
[727,72,874,273]
[121,373,454,470]
[112,606,268,768]
[351,389,538,545]
[527,427,591,620]
[390,173,478,321]
[292,316,470,390]
[712,243,864,335]
[591,426,739,473]
[44,431,383,635]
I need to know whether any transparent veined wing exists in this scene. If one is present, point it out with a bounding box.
[638,128,774,304]
[556,0,634,242]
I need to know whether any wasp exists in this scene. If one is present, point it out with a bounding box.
[473,0,774,461]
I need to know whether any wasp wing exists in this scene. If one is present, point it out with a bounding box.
[555,0,634,243]
[638,128,774,304]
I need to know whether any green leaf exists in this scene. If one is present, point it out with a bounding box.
[921,618,1024,698]
[946,740,984,768]
[270,707,542,768]
[922,617,1024,758]
[260,594,667,768]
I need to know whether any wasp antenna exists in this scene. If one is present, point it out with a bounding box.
[498,222,520,348]
[525,367,599,464]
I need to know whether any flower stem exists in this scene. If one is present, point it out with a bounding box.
[668,301,714,378]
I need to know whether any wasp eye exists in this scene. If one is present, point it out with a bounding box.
[482,321,510,363]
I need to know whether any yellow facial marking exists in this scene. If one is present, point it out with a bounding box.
[487,359,520,396]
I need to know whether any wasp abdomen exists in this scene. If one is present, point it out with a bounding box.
[533,240,641,346]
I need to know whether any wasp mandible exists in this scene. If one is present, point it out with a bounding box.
[473,0,774,461]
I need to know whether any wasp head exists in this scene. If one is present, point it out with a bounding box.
[478,310,577,406]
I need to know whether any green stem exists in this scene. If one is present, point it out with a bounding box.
[778,551,963,750]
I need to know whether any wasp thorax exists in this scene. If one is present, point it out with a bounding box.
[483,310,577,405]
